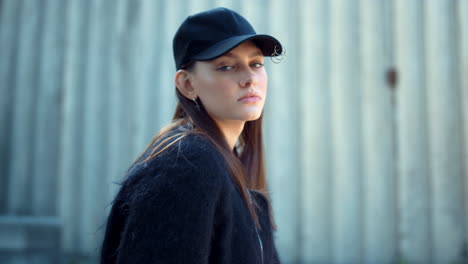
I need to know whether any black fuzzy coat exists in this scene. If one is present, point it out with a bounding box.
[100,129,281,263]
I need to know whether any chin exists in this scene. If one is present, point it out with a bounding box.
[239,112,262,121]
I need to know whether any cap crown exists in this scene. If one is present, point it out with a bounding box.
[173,7,256,69]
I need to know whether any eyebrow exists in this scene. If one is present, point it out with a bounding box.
[221,50,264,59]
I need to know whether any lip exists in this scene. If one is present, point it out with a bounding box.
[239,96,261,103]
[238,92,262,103]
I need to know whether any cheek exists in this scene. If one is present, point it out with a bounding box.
[258,71,268,95]
[196,77,234,104]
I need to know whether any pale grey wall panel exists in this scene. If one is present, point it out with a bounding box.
[330,0,362,262]
[59,0,89,252]
[31,0,65,217]
[214,0,240,11]
[155,0,183,130]
[114,0,140,162]
[0,0,20,214]
[187,0,211,15]
[360,0,397,263]
[0,216,61,264]
[8,0,42,215]
[459,0,468,254]
[267,0,300,262]
[132,0,163,154]
[299,0,332,262]
[79,0,114,253]
[239,0,265,32]
[118,0,151,160]
[105,0,152,203]
[105,0,129,205]
[394,0,431,262]
[426,0,465,262]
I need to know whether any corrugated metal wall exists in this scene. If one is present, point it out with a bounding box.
[0,0,467,263]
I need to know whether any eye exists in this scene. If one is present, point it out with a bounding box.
[251,62,264,68]
[217,65,233,71]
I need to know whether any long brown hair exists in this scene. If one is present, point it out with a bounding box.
[133,62,275,231]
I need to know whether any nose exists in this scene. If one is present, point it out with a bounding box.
[239,68,256,88]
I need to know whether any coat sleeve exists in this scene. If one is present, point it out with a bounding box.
[114,136,224,264]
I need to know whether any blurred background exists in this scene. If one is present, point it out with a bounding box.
[0,0,467,263]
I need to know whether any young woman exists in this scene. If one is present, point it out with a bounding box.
[100,7,284,264]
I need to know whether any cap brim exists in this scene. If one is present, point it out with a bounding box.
[191,34,283,61]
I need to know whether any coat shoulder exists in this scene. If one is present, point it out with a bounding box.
[121,131,229,203]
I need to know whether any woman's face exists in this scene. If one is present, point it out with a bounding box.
[190,41,268,123]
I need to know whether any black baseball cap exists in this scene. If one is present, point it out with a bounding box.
[173,7,284,70]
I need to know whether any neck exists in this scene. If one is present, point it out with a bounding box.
[213,119,245,151]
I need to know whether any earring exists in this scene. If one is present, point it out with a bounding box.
[192,97,200,111]
[270,45,286,64]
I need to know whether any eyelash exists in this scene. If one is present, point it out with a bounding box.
[217,62,264,71]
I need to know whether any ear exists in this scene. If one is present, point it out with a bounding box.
[175,70,197,100]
